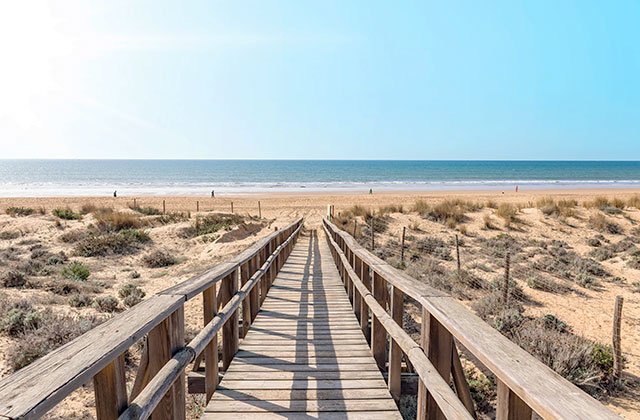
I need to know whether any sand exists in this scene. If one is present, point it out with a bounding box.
[0,188,639,418]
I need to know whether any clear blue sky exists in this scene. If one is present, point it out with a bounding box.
[1,1,638,159]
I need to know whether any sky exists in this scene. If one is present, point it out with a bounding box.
[0,1,638,160]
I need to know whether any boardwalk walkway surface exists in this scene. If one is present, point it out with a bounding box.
[203,230,402,419]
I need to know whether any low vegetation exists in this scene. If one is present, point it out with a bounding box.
[183,213,245,237]
[74,229,150,257]
[5,207,34,217]
[589,214,623,234]
[60,261,91,281]
[143,249,178,268]
[52,208,82,220]
[118,283,146,307]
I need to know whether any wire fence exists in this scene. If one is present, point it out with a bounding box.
[338,218,637,376]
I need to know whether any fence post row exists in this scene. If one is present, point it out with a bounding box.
[321,217,620,420]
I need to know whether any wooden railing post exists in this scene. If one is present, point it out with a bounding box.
[249,255,260,321]
[143,307,185,420]
[371,271,388,369]
[353,255,362,322]
[203,285,218,403]
[388,285,404,401]
[418,308,453,420]
[93,354,127,420]
[221,271,239,371]
[497,380,532,420]
[360,261,371,341]
[240,261,251,338]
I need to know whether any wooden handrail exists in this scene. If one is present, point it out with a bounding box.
[0,217,303,420]
[323,217,620,420]
[324,227,473,419]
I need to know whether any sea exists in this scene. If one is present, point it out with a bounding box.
[0,160,639,197]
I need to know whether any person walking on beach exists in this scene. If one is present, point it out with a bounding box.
[211,190,215,198]
[113,190,117,198]
[515,185,519,193]
[369,188,373,195]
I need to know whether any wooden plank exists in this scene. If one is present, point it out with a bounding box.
[227,363,381,372]
[221,271,239,370]
[202,411,403,420]
[215,379,390,390]
[206,399,398,412]
[212,388,393,401]
[222,371,385,381]
[93,354,127,420]
[240,261,252,339]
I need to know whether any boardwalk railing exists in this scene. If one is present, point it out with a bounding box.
[323,217,620,420]
[0,217,304,420]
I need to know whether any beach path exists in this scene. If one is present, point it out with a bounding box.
[202,230,401,419]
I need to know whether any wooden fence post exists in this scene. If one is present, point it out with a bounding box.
[93,354,127,420]
[133,198,137,208]
[203,285,218,403]
[231,202,234,214]
[162,200,166,215]
[401,227,406,263]
[360,262,371,341]
[503,252,510,305]
[250,255,260,321]
[258,201,261,218]
[370,218,375,250]
[613,295,624,380]
[455,234,461,275]
[196,201,199,212]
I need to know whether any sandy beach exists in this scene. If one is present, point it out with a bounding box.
[1,188,639,418]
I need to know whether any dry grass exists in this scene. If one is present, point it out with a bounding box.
[495,203,519,228]
[94,210,146,232]
[143,249,179,268]
[536,197,578,218]
[378,204,404,215]
[588,214,623,235]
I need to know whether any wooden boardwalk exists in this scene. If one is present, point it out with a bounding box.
[203,230,402,419]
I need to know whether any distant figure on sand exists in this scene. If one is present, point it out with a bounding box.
[369,188,373,195]
[211,190,215,198]
[113,190,117,198]
[516,185,519,193]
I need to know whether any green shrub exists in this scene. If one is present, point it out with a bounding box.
[52,208,82,220]
[74,229,150,257]
[0,302,42,336]
[5,207,34,217]
[118,283,146,307]
[130,206,162,216]
[61,261,90,281]
[184,214,244,237]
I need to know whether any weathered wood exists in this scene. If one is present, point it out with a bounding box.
[613,295,624,380]
[389,285,404,401]
[203,232,401,419]
[240,261,251,338]
[93,354,127,420]
[452,342,477,418]
[323,218,620,420]
[371,270,388,369]
[203,285,218,402]
[152,308,185,420]
[0,295,183,419]
[220,272,239,371]
[497,379,533,420]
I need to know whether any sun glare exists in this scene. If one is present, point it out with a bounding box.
[0,3,75,126]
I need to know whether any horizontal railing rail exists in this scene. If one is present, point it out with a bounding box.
[0,217,304,420]
[323,217,619,420]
